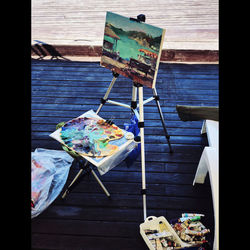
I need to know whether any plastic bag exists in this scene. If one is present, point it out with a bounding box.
[97,136,136,175]
[124,114,141,167]
[31,148,74,218]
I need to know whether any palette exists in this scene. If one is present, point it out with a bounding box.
[60,116,124,157]
[50,110,136,174]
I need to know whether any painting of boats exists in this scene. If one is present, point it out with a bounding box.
[100,12,165,89]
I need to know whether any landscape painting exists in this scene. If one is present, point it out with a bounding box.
[100,12,165,89]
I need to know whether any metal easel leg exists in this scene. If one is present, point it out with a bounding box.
[131,83,137,109]
[131,83,140,118]
[96,72,119,115]
[137,84,147,220]
[152,88,173,153]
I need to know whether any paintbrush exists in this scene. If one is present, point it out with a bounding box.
[105,116,115,125]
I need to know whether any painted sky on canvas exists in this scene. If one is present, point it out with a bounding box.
[106,12,163,38]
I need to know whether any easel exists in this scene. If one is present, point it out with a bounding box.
[61,14,173,221]
[95,72,173,220]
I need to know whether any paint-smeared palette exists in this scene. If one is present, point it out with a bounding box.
[50,110,136,171]
[60,116,124,157]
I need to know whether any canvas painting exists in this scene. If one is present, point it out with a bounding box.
[100,12,165,89]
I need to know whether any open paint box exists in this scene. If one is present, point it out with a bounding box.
[140,216,190,250]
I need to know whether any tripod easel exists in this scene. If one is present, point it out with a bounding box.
[60,14,173,221]
[95,70,173,220]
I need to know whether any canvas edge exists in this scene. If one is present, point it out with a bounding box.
[152,28,166,89]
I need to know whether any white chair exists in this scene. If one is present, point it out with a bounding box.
[193,119,219,250]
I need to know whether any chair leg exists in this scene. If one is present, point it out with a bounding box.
[193,147,209,185]
[201,120,207,134]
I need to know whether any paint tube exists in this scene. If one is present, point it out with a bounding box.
[180,231,192,242]
[201,228,210,235]
[173,223,184,232]
[189,240,208,245]
[160,238,168,247]
[182,213,205,217]
[167,239,180,247]
[156,238,163,250]
[185,228,210,236]
[179,216,201,222]
[183,219,191,227]
[149,239,156,249]
[147,231,170,240]
[188,221,203,227]
[188,221,206,231]
[185,228,202,236]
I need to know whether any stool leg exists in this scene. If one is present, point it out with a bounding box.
[61,168,84,199]
[90,169,110,197]
[62,160,111,199]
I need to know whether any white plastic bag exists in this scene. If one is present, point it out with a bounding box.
[31,148,74,218]
[97,139,136,175]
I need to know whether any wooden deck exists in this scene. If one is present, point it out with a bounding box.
[31,58,219,249]
[31,0,218,62]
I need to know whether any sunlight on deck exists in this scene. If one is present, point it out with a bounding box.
[31,0,218,50]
